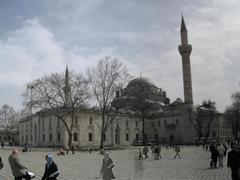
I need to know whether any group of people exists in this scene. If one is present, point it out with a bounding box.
[7,149,60,180]
[209,142,228,168]
[138,144,181,160]
[0,148,116,180]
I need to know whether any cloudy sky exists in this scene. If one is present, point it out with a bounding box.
[0,0,240,112]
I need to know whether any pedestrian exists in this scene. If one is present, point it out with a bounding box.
[1,142,4,149]
[89,145,93,153]
[157,145,162,159]
[71,145,75,155]
[210,143,219,168]
[0,157,3,169]
[100,151,115,180]
[173,146,181,159]
[65,146,69,154]
[205,144,209,151]
[41,154,60,180]
[202,142,205,150]
[155,145,161,160]
[223,143,228,157]
[8,149,31,180]
[138,149,143,160]
[227,145,240,180]
[217,144,225,167]
[143,146,149,159]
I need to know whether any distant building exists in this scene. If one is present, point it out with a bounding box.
[18,16,232,148]
[0,129,19,145]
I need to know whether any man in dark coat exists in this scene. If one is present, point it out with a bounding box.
[8,149,31,180]
[227,145,240,180]
[41,155,59,180]
[101,151,115,180]
[210,143,218,168]
[0,157,3,169]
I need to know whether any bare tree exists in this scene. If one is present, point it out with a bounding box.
[87,57,131,149]
[188,99,216,140]
[225,92,240,139]
[23,69,89,147]
[0,105,19,143]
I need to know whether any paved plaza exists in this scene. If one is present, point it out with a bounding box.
[0,146,232,180]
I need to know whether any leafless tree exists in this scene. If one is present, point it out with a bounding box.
[225,92,240,139]
[0,104,19,141]
[188,99,216,140]
[22,70,89,147]
[87,57,131,149]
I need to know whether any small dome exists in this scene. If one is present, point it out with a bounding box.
[171,98,184,105]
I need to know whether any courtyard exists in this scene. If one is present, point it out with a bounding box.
[0,146,232,180]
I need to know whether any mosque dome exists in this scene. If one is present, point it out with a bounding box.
[126,77,156,95]
[123,77,170,105]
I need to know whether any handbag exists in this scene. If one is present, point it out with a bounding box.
[26,171,35,178]
[49,170,60,178]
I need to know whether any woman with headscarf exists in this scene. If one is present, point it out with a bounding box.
[41,155,59,180]
[100,151,115,180]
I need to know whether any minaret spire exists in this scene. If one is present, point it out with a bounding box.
[180,15,187,32]
[178,16,193,104]
[64,66,71,107]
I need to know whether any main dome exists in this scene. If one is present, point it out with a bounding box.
[123,77,170,105]
[126,77,156,90]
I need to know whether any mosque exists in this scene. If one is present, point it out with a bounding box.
[18,17,232,148]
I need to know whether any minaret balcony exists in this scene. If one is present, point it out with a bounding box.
[178,45,192,55]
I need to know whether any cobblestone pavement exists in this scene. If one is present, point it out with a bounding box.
[0,146,232,180]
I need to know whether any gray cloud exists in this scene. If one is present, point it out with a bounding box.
[0,0,239,112]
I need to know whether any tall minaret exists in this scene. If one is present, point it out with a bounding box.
[178,16,193,104]
[63,66,71,107]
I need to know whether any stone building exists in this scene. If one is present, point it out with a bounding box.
[0,129,19,145]
[18,16,232,148]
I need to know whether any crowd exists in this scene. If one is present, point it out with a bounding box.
[206,140,240,180]
[138,144,181,160]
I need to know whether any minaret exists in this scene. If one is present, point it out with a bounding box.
[178,16,193,104]
[63,66,71,107]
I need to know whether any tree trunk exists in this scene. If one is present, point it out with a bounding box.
[68,132,73,148]
[142,116,145,145]
[236,110,239,139]
[198,130,203,140]
[100,112,105,149]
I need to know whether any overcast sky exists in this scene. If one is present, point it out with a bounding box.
[0,0,240,112]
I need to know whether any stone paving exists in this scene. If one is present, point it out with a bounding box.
[0,146,232,180]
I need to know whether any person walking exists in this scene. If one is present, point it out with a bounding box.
[143,146,149,159]
[174,146,181,159]
[71,145,75,155]
[8,149,31,180]
[100,151,115,180]
[227,145,240,180]
[1,142,4,149]
[217,144,225,167]
[154,145,162,160]
[210,143,219,168]
[41,155,60,180]
[138,149,143,160]
[0,157,3,170]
